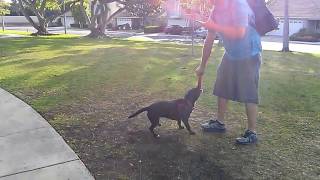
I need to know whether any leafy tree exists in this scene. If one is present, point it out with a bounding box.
[78,0,125,38]
[0,0,10,31]
[0,0,10,16]
[126,0,163,18]
[180,0,212,20]
[80,0,163,38]
[15,0,80,35]
[71,1,89,28]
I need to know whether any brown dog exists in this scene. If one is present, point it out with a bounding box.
[128,85,202,138]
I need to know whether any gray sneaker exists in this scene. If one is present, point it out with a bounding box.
[201,119,226,133]
[236,130,258,145]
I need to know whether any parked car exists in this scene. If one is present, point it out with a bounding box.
[117,23,131,30]
[194,27,208,39]
[164,25,184,35]
[181,26,193,35]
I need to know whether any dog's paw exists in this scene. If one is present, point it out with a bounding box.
[178,126,185,129]
[189,131,196,135]
[154,134,160,138]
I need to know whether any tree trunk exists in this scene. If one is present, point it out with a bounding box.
[282,0,290,52]
[87,28,108,38]
[18,0,80,36]
[32,18,50,35]
[86,1,125,38]
[17,0,50,35]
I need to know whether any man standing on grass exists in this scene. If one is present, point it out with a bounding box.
[196,0,262,145]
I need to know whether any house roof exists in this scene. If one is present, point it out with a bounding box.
[268,0,320,20]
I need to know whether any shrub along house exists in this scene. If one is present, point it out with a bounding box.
[267,0,320,36]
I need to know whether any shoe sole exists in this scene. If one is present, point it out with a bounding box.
[235,140,258,145]
[202,127,226,133]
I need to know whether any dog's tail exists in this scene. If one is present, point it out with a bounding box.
[128,106,149,118]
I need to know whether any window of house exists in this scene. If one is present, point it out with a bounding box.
[167,0,181,18]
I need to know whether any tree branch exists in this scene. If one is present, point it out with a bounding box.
[40,0,47,12]
[47,0,81,23]
[17,0,40,31]
[80,0,91,24]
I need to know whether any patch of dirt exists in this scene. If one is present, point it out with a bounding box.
[43,88,235,180]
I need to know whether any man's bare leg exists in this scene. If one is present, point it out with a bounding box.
[217,97,228,123]
[245,103,257,132]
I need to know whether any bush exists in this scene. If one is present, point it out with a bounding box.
[290,28,320,42]
[164,25,184,35]
[70,24,80,28]
[144,26,164,34]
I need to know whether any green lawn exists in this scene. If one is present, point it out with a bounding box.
[0,35,319,180]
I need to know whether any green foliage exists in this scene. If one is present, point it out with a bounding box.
[17,0,79,18]
[143,26,163,33]
[71,1,89,25]
[180,0,212,17]
[126,0,163,18]
[0,0,10,16]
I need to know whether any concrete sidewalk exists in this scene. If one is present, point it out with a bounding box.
[0,88,94,180]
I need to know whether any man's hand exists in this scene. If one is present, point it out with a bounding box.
[195,64,206,77]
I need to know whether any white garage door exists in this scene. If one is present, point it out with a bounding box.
[116,18,132,27]
[267,19,305,36]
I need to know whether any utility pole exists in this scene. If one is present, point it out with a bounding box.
[191,15,195,56]
[63,0,67,34]
[1,16,4,31]
[282,0,289,52]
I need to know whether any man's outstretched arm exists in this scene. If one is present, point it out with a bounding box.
[196,31,216,77]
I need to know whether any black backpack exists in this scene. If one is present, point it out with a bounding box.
[247,0,279,35]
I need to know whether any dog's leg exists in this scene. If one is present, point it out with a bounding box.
[179,111,195,135]
[147,113,160,138]
[177,120,184,129]
[182,118,195,135]
[149,123,160,138]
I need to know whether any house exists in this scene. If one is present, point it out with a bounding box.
[165,0,208,27]
[166,0,188,27]
[59,11,75,28]
[3,16,38,26]
[113,10,143,30]
[267,0,320,36]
